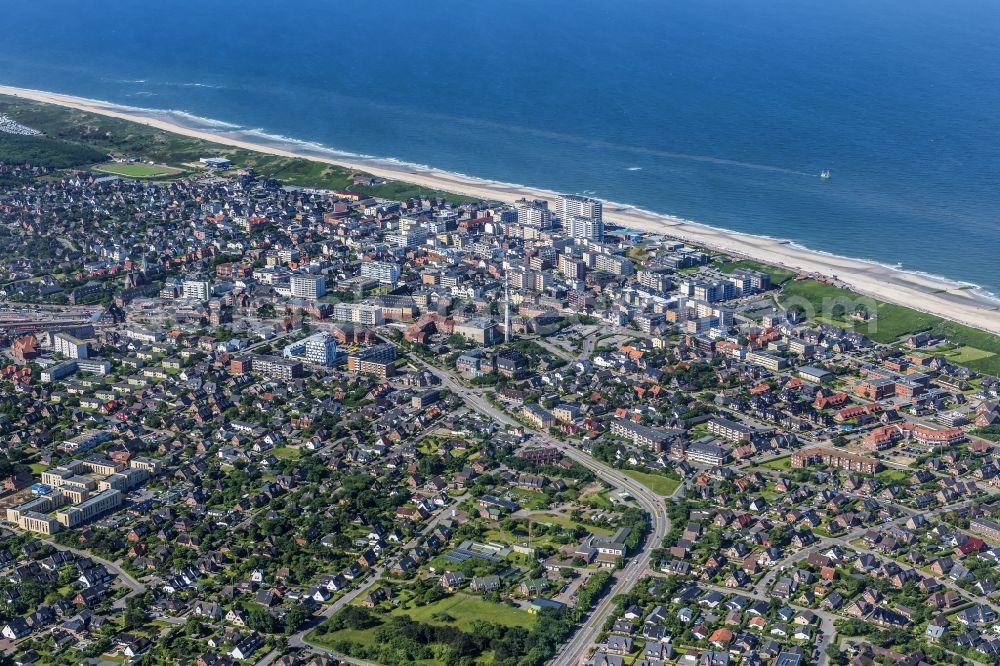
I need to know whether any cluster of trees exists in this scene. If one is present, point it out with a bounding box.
[325,570,622,666]
[506,454,594,482]
[973,425,1000,442]
[617,506,651,551]
[576,571,612,611]
[833,619,968,665]
[236,603,310,635]
[331,607,579,666]
[666,358,726,390]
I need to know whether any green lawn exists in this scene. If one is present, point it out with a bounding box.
[270,446,302,460]
[877,468,912,484]
[779,279,939,343]
[509,488,551,510]
[391,593,535,631]
[778,278,1000,375]
[623,469,681,496]
[93,162,184,178]
[582,490,615,510]
[719,259,796,286]
[759,486,782,502]
[28,462,47,474]
[941,345,996,364]
[529,512,613,536]
[311,593,535,651]
[756,455,792,471]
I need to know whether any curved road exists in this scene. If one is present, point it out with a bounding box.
[407,354,675,666]
[42,537,145,609]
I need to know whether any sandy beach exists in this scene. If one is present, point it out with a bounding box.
[3,83,1000,336]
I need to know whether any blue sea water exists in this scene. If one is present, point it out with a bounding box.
[2,0,999,294]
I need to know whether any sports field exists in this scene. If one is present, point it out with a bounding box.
[93,162,184,178]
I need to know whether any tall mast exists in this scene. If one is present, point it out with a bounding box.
[504,271,511,343]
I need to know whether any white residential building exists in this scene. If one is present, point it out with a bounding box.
[333,302,384,326]
[564,215,604,242]
[53,332,89,359]
[290,274,327,299]
[514,198,553,229]
[282,332,338,367]
[360,261,401,285]
[182,279,212,301]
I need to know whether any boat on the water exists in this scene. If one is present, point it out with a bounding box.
[820,170,831,180]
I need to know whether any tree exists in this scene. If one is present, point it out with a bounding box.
[124,595,149,630]
[246,605,280,633]
[330,605,380,631]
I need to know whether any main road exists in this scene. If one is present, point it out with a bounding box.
[406,353,675,666]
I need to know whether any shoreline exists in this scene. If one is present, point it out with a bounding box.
[3,83,1000,336]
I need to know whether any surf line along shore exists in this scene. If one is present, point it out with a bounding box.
[2,83,1000,335]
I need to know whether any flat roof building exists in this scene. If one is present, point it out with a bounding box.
[453,318,500,346]
[290,273,327,299]
[53,332,89,359]
[56,489,122,528]
[798,365,834,383]
[609,419,684,453]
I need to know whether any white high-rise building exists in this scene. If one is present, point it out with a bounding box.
[514,198,552,229]
[283,331,338,367]
[360,261,401,285]
[290,274,326,299]
[556,194,602,224]
[53,332,89,359]
[557,194,603,241]
[182,279,212,301]
[564,216,604,242]
[333,302,384,326]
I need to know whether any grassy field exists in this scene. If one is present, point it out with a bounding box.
[0,94,478,203]
[392,593,535,631]
[0,131,107,168]
[270,446,302,460]
[528,512,613,536]
[778,278,1000,375]
[307,625,377,649]
[93,162,184,178]
[623,469,681,496]
[756,455,792,471]
[877,468,912,484]
[941,345,996,364]
[719,259,797,286]
[28,462,48,474]
[509,488,550,510]
[582,490,615,510]
[311,593,535,650]
[779,279,940,343]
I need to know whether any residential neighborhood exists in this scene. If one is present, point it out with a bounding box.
[0,156,997,666]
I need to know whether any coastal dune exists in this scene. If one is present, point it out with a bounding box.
[3,84,999,336]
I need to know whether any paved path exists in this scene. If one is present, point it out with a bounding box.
[286,489,468,659]
[42,537,145,609]
[405,353,674,666]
